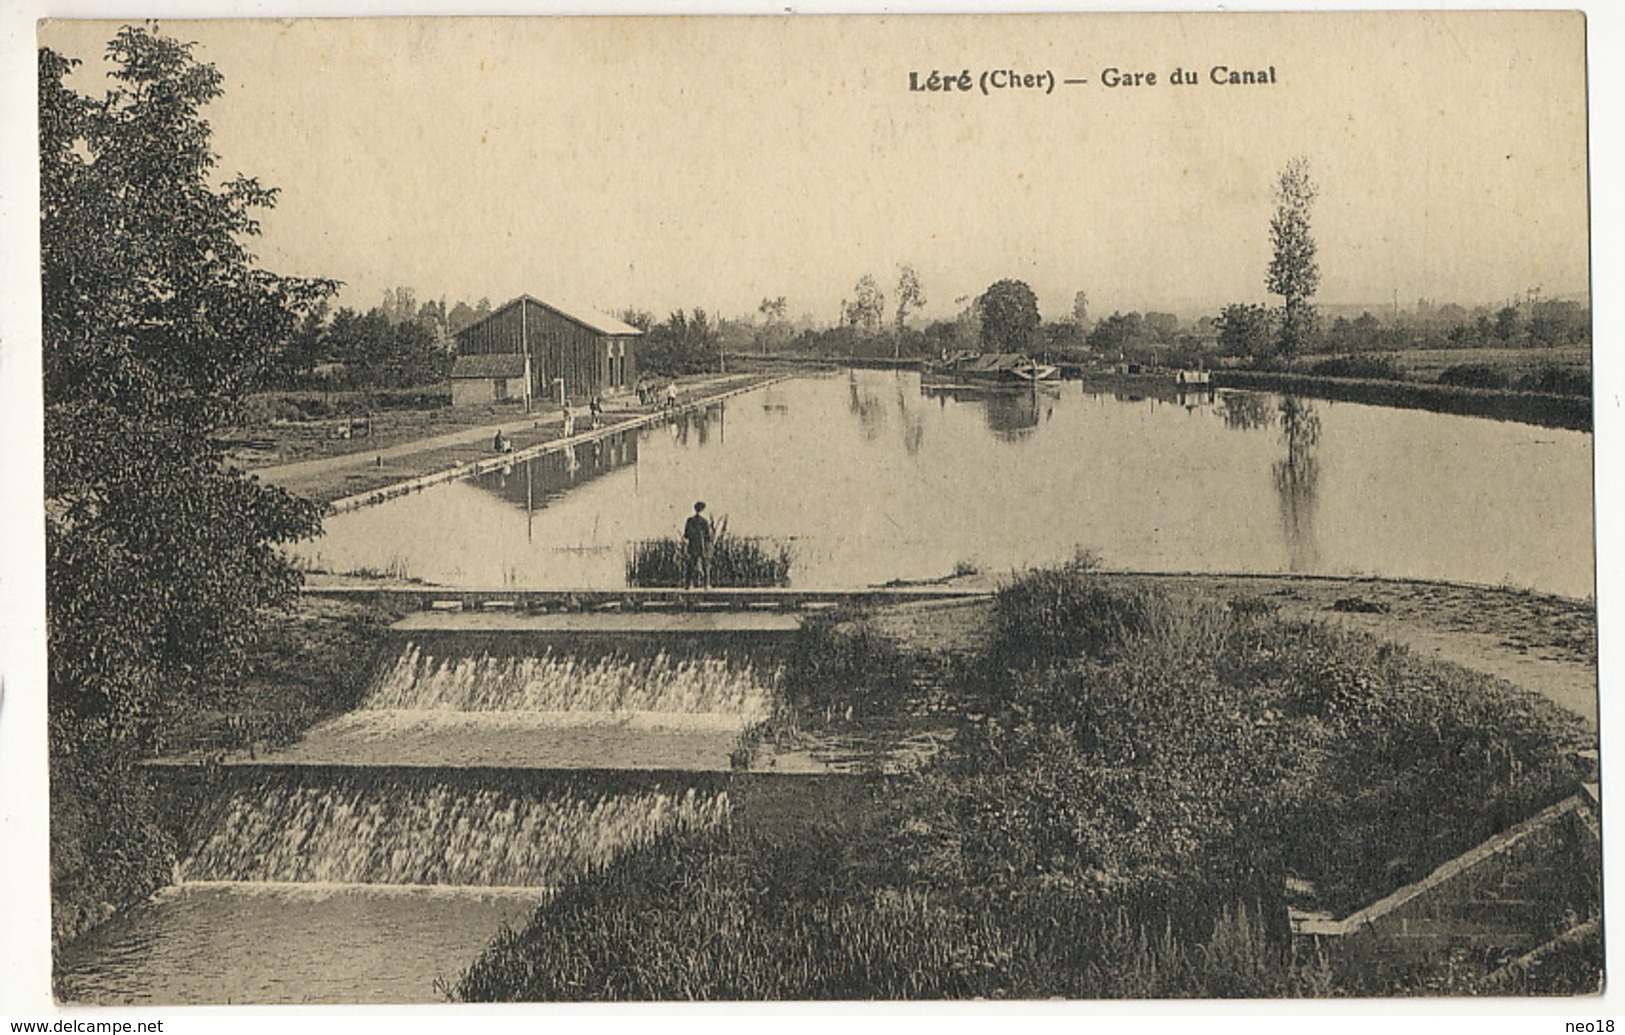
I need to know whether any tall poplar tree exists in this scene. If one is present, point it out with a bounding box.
[1266,157,1320,363]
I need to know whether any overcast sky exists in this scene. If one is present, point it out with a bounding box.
[41,12,1590,324]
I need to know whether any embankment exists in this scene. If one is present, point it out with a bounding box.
[1212,369,1591,431]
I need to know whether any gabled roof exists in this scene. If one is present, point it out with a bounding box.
[451,354,527,379]
[455,294,644,341]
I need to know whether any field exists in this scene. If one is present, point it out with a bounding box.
[1388,345,1592,382]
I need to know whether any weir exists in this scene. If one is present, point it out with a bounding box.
[144,612,805,890]
[244,613,800,771]
[171,767,732,888]
[78,613,833,1004]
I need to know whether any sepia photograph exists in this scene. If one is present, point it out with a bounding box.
[7,5,1610,1014]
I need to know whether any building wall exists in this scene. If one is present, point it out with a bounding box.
[456,299,637,400]
[451,375,524,408]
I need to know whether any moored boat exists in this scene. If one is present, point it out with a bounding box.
[924,352,1060,385]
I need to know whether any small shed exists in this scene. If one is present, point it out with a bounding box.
[450,353,529,407]
[454,295,642,403]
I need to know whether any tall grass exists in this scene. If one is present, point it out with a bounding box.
[457,824,1332,1001]
[624,519,792,588]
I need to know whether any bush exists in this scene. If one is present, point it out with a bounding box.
[49,735,174,948]
[1307,354,1406,380]
[455,563,1594,999]
[988,552,1156,668]
[778,611,914,725]
[1438,363,1511,390]
[456,822,1330,1001]
[243,389,452,423]
[1515,364,1590,397]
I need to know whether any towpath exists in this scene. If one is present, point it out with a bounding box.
[249,373,778,506]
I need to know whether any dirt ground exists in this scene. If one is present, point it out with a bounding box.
[867,572,1599,730]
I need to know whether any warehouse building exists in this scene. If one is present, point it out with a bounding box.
[452,295,641,406]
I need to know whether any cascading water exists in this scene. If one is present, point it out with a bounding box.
[182,773,729,888]
[60,632,772,1004]
[270,637,783,769]
[362,641,777,723]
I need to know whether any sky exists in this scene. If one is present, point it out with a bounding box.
[37,11,1591,325]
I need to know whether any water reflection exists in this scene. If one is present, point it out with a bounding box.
[895,380,926,456]
[1221,391,1277,432]
[1272,396,1322,571]
[1106,385,1217,412]
[297,371,1594,597]
[670,404,724,448]
[475,430,641,514]
[920,383,1054,442]
[847,371,889,441]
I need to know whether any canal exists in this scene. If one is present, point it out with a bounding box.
[293,369,1594,599]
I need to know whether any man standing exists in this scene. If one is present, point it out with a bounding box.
[683,501,714,589]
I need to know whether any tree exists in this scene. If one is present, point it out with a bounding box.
[1142,311,1180,343]
[978,279,1041,352]
[448,300,479,333]
[1266,157,1320,363]
[1072,290,1090,328]
[894,265,926,343]
[378,285,417,325]
[1215,303,1276,358]
[1493,305,1522,343]
[41,28,332,749]
[1528,299,1588,347]
[757,296,788,354]
[641,308,720,375]
[1086,311,1147,354]
[843,274,886,337]
[267,302,330,387]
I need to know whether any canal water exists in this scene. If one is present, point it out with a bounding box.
[294,370,1595,598]
[56,769,732,1004]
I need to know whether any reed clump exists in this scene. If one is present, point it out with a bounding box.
[624,517,792,588]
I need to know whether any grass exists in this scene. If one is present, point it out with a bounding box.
[1390,345,1591,384]
[456,562,1596,999]
[624,518,792,588]
[456,821,1333,1000]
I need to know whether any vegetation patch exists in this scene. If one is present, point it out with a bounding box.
[458,563,1593,999]
[624,524,792,588]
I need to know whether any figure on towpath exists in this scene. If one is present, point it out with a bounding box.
[683,501,714,589]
